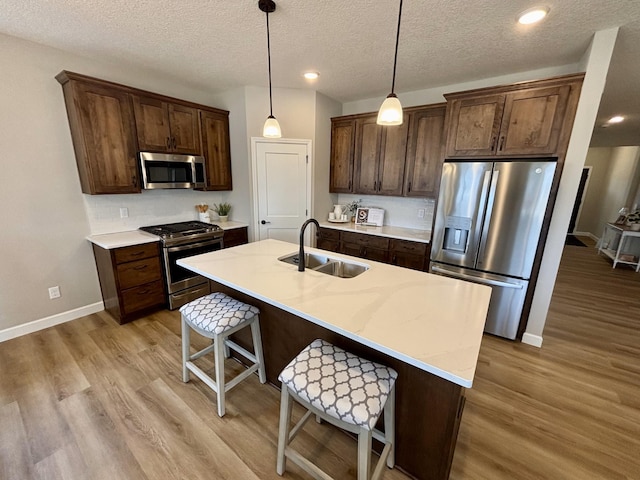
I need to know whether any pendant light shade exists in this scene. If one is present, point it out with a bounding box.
[259,0,281,138]
[377,0,404,126]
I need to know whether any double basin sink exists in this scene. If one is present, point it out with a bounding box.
[278,252,369,278]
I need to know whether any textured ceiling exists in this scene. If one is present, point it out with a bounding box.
[1,0,640,146]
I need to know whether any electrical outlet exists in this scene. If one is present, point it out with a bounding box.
[48,286,61,299]
[418,209,425,218]
[120,207,129,218]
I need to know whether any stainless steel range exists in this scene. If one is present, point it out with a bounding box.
[140,221,224,309]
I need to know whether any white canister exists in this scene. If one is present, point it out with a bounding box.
[198,212,210,223]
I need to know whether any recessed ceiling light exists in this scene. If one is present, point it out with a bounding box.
[303,71,319,80]
[608,115,624,123]
[517,7,549,25]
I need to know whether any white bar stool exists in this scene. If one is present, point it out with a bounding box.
[180,292,267,417]
[276,339,397,480]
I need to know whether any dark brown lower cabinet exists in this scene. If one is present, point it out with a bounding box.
[92,242,166,324]
[222,226,248,248]
[317,227,430,271]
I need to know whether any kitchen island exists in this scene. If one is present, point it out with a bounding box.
[178,239,491,479]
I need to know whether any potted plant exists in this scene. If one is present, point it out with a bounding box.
[213,202,232,222]
[343,199,362,222]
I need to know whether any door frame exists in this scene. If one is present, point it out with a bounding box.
[250,137,313,242]
[569,166,592,235]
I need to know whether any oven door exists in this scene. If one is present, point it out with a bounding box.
[163,238,222,295]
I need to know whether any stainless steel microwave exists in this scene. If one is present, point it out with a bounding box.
[139,152,207,190]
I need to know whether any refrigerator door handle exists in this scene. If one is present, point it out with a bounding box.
[432,265,524,289]
[472,170,493,257]
[477,170,500,265]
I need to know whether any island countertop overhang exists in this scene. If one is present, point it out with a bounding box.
[177,239,491,388]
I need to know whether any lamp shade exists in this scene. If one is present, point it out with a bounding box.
[377,94,403,125]
[263,115,282,138]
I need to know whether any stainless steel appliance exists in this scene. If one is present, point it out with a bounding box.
[430,160,557,339]
[139,152,207,189]
[139,221,224,309]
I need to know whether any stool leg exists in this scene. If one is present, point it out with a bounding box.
[250,317,267,384]
[276,386,292,475]
[357,428,372,480]
[385,387,396,468]
[213,334,226,417]
[181,315,190,383]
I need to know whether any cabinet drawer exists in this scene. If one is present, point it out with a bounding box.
[121,280,165,315]
[223,227,248,248]
[117,257,162,290]
[113,243,159,264]
[318,227,340,242]
[341,242,388,263]
[390,239,427,255]
[390,252,426,271]
[341,232,389,250]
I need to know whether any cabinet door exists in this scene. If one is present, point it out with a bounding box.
[168,104,201,154]
[378,116,409,196]
[445,94,505,157]
[497,86,570,156]
[330,119,355,193]
[404,107,445,197]
[200,110,232,190]
[354,116,382,194]
[73,82,139,194]
[132,95,172,151]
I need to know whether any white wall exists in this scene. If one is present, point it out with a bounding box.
[314,92,342,220]
[577,148,613,235]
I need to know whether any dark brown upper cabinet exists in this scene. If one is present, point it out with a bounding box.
[56,71,140,194]
[329,118,356,193]
[445,75,584,158]
[404,105,445,197]
[199,109,232,191]
[354,114,409,196]
[132,95,201,155]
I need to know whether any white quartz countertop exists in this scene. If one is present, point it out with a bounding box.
[178,239,490,387]
[214,220,248,231]
[319,221,431,243]
[86,230,160,249]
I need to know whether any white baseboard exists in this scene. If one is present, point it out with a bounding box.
[521,332,543,348]
[0,302,104,343]
[572,230,599,241]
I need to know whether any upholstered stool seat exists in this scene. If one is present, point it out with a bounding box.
[180,292,266,417]
[277,339,397,480]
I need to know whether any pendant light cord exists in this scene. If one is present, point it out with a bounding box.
[390,0,403,94]
[266,7,274,117]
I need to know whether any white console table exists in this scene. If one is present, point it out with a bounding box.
[598,223,640,272]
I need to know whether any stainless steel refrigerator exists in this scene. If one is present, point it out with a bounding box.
[430,160,556,339]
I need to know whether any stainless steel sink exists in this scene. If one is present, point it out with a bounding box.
[278,252,369,278]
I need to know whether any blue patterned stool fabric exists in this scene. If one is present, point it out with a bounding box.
[279,339,398,431]
[179,292,260,336]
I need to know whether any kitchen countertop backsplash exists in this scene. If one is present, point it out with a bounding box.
[336,194,435,231]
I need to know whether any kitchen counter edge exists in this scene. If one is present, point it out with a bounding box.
[318,221,431,243]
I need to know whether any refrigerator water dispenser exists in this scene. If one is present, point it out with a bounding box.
[443,216,472,253]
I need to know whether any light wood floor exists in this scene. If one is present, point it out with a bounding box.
[1,239,639,479]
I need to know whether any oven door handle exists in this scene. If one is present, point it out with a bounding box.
[166,238,222,253]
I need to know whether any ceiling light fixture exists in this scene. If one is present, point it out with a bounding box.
[303,72,319,80]
[259,0,281,138]
[608,115,624,123]
[517,6,549,25]
[377,0,404,126]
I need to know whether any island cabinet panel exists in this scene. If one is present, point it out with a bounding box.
[445,74,583,159]
[222,227,248,249]
[92,242,165,324]
[404,106,446,197]
[132,95,201,155]
[213,280,465,480]
[199,109,232,190]
[56,72,140,194]
[329,119,356,193]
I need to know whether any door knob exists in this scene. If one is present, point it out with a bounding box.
[261,220,271,224]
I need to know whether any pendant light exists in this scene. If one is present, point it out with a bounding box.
[259,0,282,138]
[377,0,404,126]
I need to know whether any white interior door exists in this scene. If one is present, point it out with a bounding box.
[252,138,311,243]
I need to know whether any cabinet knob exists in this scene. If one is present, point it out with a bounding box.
[490,136,497,151]
[407,182,412,193]
[166,137,171,149]
[172,137,177,149]
[498,136,505,151]
[132,175,137,187]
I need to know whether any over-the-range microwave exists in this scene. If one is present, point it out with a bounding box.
[139,152,206,189]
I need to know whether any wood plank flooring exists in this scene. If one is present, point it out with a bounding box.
[1,238,638,479]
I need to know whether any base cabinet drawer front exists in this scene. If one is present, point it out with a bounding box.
[390,238,427,256]
[121,280,166,315]
[114,243,159,264]
[223,227,248,249]
[390,252,427,271]
[318,227,340,242]
[117,258,163,290]
[341,242,389,263]
[341,231,390,250]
